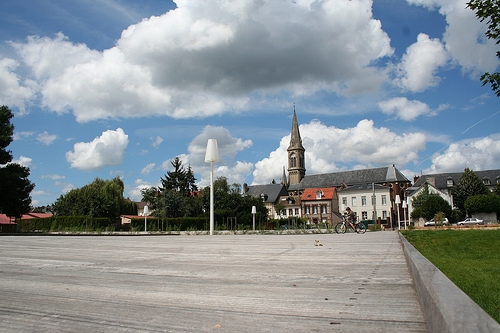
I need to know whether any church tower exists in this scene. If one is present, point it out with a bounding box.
[287,108,306,185]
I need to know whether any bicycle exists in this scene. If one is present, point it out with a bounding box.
[335,216,367,234]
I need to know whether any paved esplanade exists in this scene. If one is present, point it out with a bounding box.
[0,232,427,332]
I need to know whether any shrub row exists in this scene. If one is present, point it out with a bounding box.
[17,216,111,233]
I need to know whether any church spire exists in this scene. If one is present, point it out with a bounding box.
[287,106,306,185]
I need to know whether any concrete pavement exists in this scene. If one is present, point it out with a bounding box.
[0,232,427,332]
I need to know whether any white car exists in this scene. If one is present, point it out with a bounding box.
[424,218,450,226]
[457,218,484,226]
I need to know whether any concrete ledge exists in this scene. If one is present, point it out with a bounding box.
[400,233,500,333]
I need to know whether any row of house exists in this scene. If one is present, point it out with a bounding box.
[243,110,500,227]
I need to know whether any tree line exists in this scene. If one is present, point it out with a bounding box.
[411,168,500,223]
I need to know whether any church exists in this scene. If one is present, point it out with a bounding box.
[244,110,412,228]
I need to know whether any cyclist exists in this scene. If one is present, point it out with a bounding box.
[345,207,356,230]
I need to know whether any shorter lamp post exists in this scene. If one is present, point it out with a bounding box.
[402,199,407,230]
[395,195,401,230]
[252,206,256,231]
[144,205,149,233]
[205,139,219,235]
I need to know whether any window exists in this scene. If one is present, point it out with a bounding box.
[313,206,318,214]
[483,177,491,185]
[290,153,297,167]
[447,177,454,187]
[381,195,387,205]
[382,211,388,219]
[351,197,357,206]
[371,195,376,205]
[294,208,299,215]
[321,205,327,214]
[305,206,310,214]
[316,191,323,199]
[361,196,367,206]
[288,209,293,216]
[362,211,368,220]
[342,197,347,206]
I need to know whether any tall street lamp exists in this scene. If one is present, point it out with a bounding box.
[205,139,219,235]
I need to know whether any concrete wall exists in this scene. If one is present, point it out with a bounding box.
[400,233,500,333]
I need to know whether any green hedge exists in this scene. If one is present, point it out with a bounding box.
[16,216,111,233]
[130,217,209,232]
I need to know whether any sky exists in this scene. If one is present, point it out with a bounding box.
[0,0,499,207]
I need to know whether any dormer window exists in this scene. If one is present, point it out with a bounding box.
[316,190,323,199]
[496,176,500,185]
[483,177,491,185]
[446,177,454,187]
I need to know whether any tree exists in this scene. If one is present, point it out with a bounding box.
[0,105,14,164]
[160,157,197,196]
[0,105,35,218]
[467,0,500,96]
[52,177,136,220]
[464,193,500,214]
[452,168,489,214]
[0,163,35,218]
[411,192,452,221]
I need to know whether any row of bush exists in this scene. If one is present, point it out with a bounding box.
[16,216,112,233]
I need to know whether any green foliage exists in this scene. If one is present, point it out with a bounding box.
[0,105,35,218]
[17,216,111,232]
[452,168,489,213]
[52,177,136,220]
[410,185,452,220]
[467,0,500,96]
[0,105,14,164]
[160,157,197,196]
[402,229,500,322]
[200,177,268,226]
[465,193,500,213]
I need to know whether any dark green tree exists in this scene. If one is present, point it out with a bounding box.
[0,105,35,218]
[0,163,35,218]
[0,105,14,164]
[452,168,489,213]
[464,193,500,214]
[467,0,500,96]
[160,157,197,196]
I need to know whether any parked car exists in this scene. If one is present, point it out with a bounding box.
[457,218,484,226]
[424,218,450,226]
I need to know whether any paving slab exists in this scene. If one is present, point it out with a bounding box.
[0,232,427,332]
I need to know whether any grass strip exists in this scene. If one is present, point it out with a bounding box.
[401,229,500,323]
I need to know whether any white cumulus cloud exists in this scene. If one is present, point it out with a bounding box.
[378,97,434,121]
[395,33,449,92]
[8,0,393,121]
[426,135,500,173]
[66,128,129,170]
[253,119,427,184]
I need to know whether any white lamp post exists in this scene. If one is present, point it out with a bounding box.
[205,139,219,235]
[395,195,401,230]
[252,206,256,231]
[144,205,149,233]
[402,199,407,230]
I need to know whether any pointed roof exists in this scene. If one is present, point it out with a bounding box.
[287,109,303,151]
[288,165,410,191]
[244,183,289,203]
[281,166,288,186]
